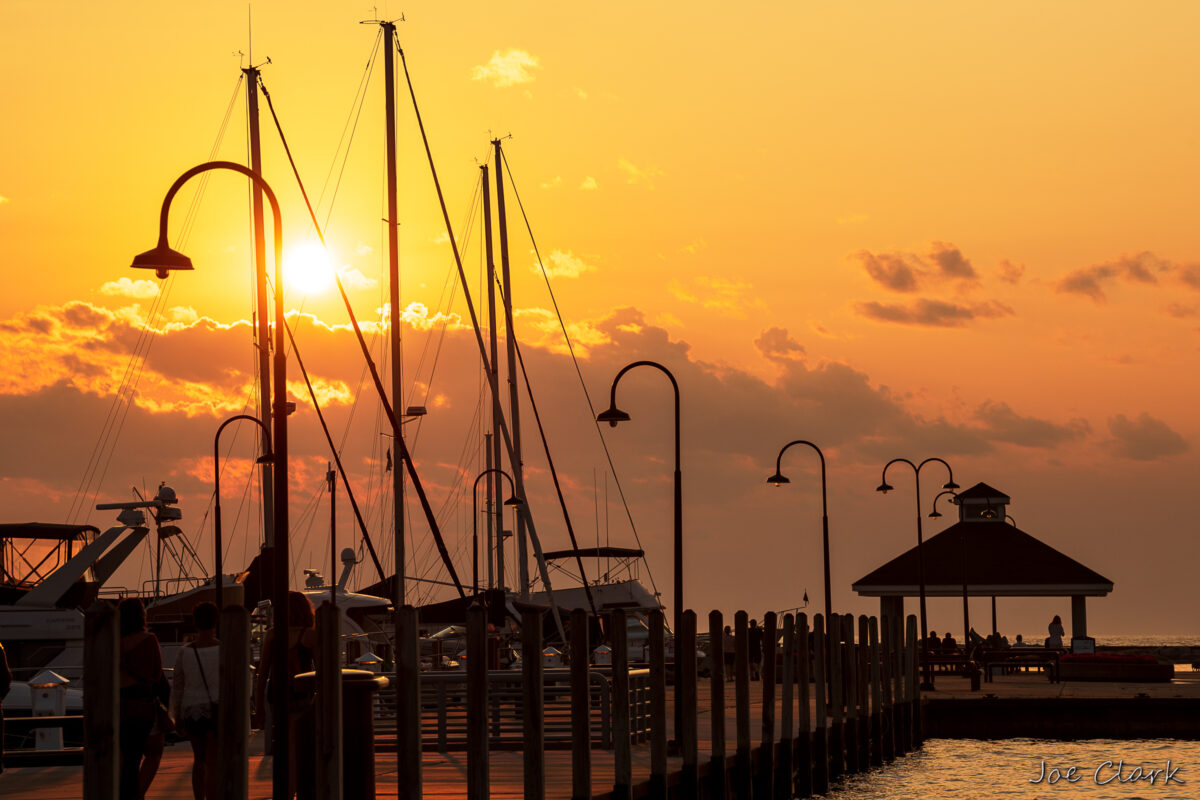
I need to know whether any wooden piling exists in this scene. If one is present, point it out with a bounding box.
[522,607,546,800]
[857,615,870,770]
[707,610,727,800]
[892,615,908,754]
[467,603,489,800]
[867,616,883,768]
[570,609,592,800]
[777,613,795,800]
[83,600,117,800]
[679,610,700,799]
[811,615,830,795]
[397,604,421,800]
[757,612,777,800]
[879,614,895,763]
[611,609,632,800]
[795,614,813,799]
[842,614,860,776]
[828,614,845,780]
[906,614,921,748]
[733,611,751,800]
[218,605,251,800]
[315,603,343,800]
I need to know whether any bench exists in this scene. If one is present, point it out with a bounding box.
[979,648,1061,682]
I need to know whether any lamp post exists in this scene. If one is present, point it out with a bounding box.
[597,361,682,635]
[767,440,833,622]
[471,468,523,599]
[131,160,292,796]
[876,457,958,690]
[214,414,273,612]
[929,489,970,655]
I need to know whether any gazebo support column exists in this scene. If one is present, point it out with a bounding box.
[1071,595,1088,640]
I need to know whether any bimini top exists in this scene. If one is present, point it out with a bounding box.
[0,523,100,541]
[541,546,645,560]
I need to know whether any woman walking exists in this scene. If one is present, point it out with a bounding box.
[118,598,165,800]
[172,602,221,800]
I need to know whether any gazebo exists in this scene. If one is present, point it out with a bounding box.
[851,483,1113,645]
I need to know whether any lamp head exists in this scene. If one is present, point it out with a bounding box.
[928,510,942,519]
[942,480,960,490]
[131,244,194,280]
[255,453,275,465]
[876,481,894,494]
[503,494,525,508]
[596,405,631,428]
[766,472,790,486]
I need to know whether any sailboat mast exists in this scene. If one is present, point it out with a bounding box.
[492,139,529,598]
[481,163,505,591]
[382,21,406,607]
[244,65,275,550]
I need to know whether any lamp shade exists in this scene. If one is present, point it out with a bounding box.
[596,406,631,427]
[131,244,193,279]
[766,472,790,486]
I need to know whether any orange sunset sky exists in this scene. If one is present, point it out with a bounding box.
[2,2,1199,638]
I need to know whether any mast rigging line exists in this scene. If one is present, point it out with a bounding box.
[257,71,465,598]
[394,35,564,642]
[499,150,661,603]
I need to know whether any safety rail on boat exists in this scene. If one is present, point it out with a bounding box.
[372,667,653,751]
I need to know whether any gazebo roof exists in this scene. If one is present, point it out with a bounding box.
[851,520,1113,597]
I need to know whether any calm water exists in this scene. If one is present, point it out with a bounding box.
[828,739,1198,799]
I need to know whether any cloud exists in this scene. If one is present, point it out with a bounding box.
[100,277,160,299]
[471,49,540,88]
[972,401,1090,448]
[355,242,373,256]
[0,195,9,205]
[928,242,977,280]
[754,327,805,361]
[618,157,663,188]
[533,250,596,280]
[669,277,766,319]
[853,251,919,293]
[1163,302,1197,319]
[856,299,1013,327]
[540,176,563,189]
[1105,413,1188,460]
[1056,252,1170,301]
[579,176,598,191]
[573,87,588,100]
[998,259,1025,284]
[335,265,377,291]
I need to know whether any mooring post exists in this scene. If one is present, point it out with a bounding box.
[217,605,251,800]
[611,608,632,800]
[571,609,592,800]
[467,603,489,800]
[907,614,921,748]
[397,604,421,800]
[795,614,813,798]
[811,614,829,795]
[733,610,751,800]
[777,613,795,800]
[893,615,908,755]
[649,610,668,799]
[680,610,700,798]
[843,614,860,776]
[879,614,895,763]
[707,610,726,800]
[757,612,777,800]
[868,617,883,767]
[522,607,546,800]
[828,613,845,780]
[83,600,118,800]
[315,604,343,800]
[857,616,870,769]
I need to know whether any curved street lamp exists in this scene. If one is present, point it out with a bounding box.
[214,414,274,611]
[876,457,958,690]
[131,160,292,796]
[767,440,832,622]
[471,468,523,598]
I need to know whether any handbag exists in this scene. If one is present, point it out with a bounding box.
[183,645,219,738]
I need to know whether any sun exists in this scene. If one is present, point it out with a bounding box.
[285,242,335,295]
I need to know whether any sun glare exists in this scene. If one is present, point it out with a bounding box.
[285,242,335,295]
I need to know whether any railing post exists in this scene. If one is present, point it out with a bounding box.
[315,604,343,800]
[867,617,883,768]
[811,614,829,795]
[757,612,777,800]
[679,610,699,799]
[733,611,751,800]
[522,607,546,800]
[218,605,251,800]
[707,610,726,800]
[777,613,794,800]
[611,609,632,800]
[828,613,844,780]
[467,602,489,800]
[397,604,422,800]
[571,609,592,800]
[650,610,668,799]
[83,600,118,800]
[795,614,812,799]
